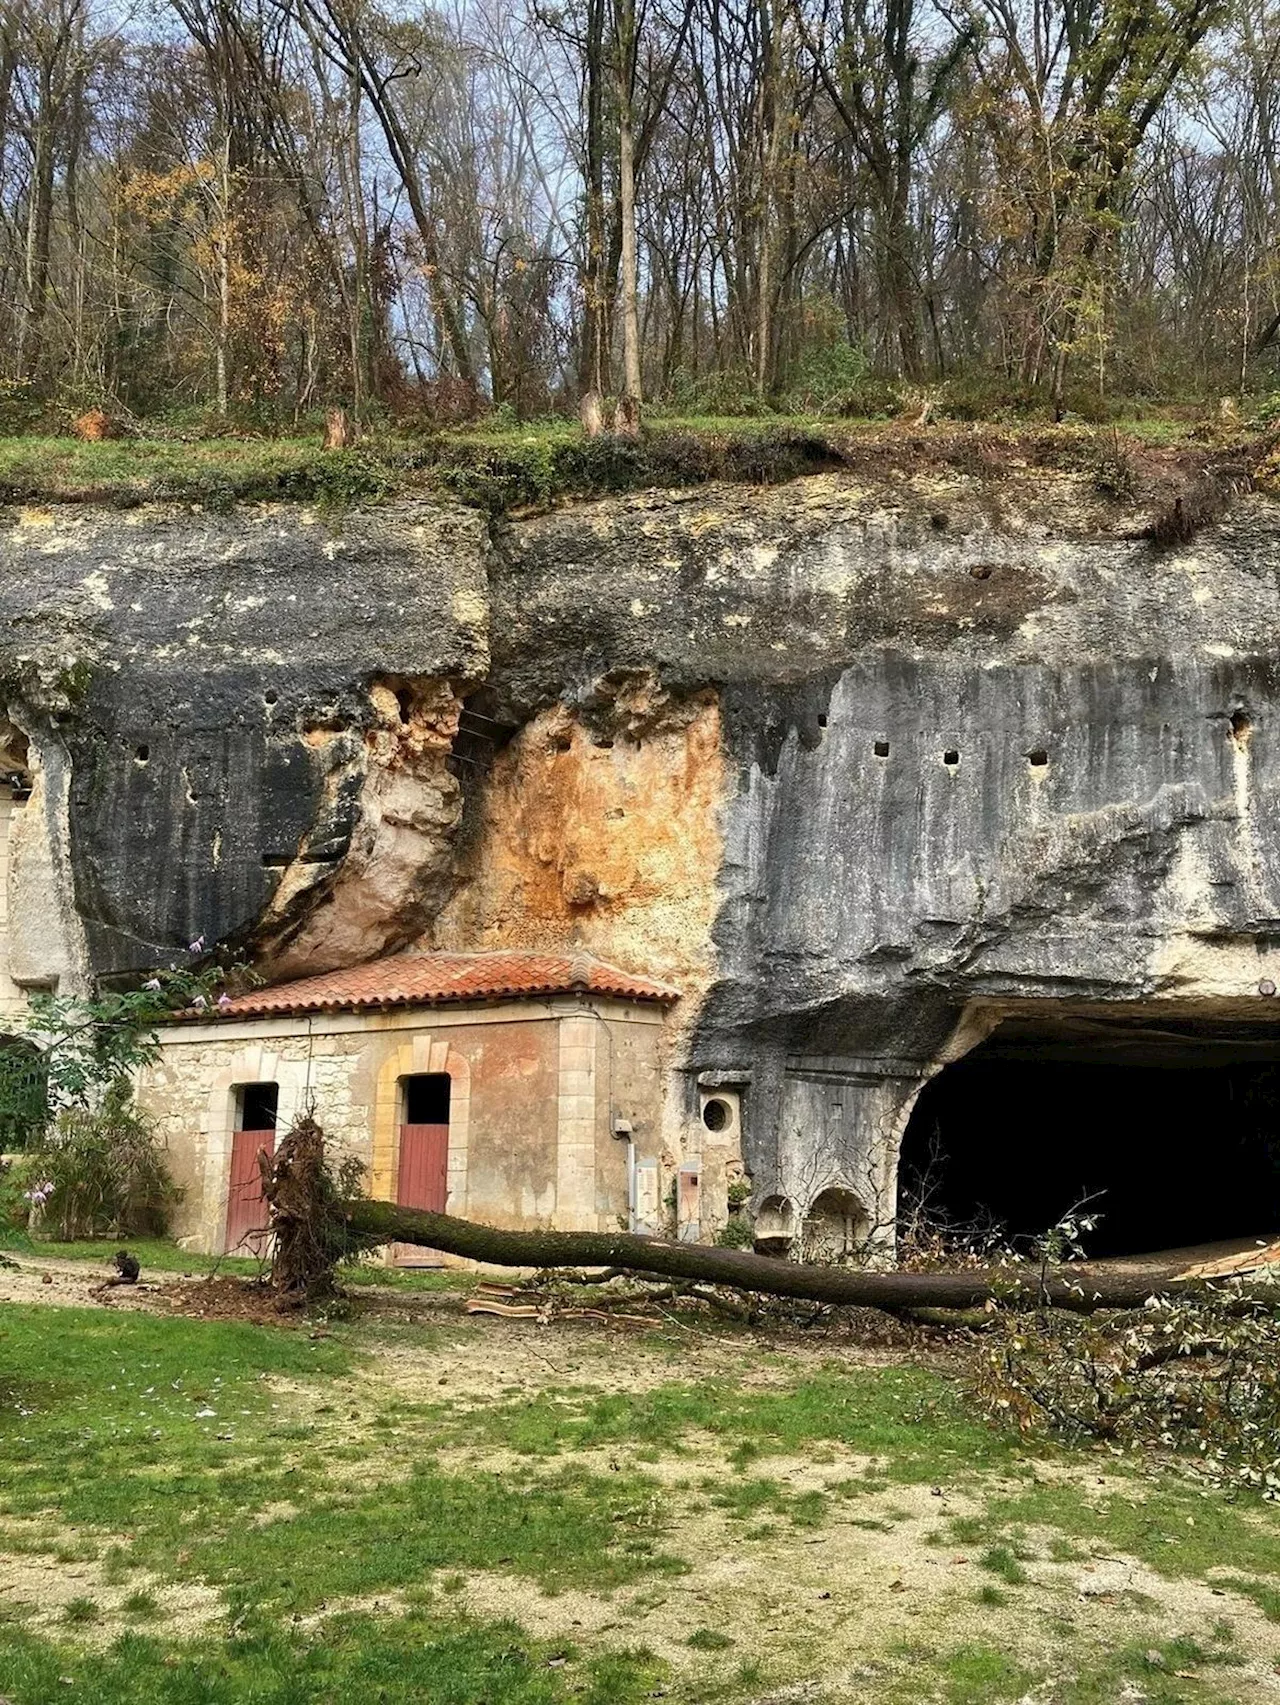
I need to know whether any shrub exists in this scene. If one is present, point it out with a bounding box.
[716,1218,754,1250]
[0,1037,49,1149]
[664,365,770,417]
[1091,439,1137,500]
[937,371,1041,421]
[0,378,47,434]
[15,1083,181,1239]
[785,335,872,412]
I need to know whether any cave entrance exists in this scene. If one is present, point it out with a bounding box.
[898,1009,1280,1260]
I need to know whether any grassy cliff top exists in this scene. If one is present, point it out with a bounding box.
[0,411,1268,516]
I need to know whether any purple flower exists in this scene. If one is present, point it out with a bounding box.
[188,937,205,954]
[191,995,208,1010]
[217,993,232,1009]
[142,978,161,991]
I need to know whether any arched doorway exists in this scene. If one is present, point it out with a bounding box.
[801,1187,871,1263]
[898,1009,1280,1259]
[753,1193,797,1257]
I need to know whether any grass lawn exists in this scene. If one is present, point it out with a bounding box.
[0,1273,1278,1703]
[0,1231,470,1292]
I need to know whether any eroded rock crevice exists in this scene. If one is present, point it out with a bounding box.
[254,677,467,981]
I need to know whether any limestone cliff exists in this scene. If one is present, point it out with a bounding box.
[5,458,1280,1225]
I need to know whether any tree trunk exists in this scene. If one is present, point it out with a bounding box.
[20,69,56,380]
[215,130,231,416]
[578,0,608,399]
[614,0,642,412]
[339,1201,1263,1315]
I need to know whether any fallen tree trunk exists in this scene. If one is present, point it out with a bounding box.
[340,1201,1278,1314]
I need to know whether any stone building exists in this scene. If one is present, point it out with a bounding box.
[136,950,685,1255]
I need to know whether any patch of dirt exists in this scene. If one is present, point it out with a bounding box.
[0,1520,222,1645]
[294,1467,1280,1700]
[0,1254,165,1312]
[161,1275,309,1325]
[254,1313,1280,1700]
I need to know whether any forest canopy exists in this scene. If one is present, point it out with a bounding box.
[2,0,1278,427]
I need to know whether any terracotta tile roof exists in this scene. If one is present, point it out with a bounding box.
[200,950,680,1019]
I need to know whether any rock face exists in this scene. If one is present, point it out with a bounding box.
[5,466,1280,1241]
[495,475,1280,1240]
[0,502,487,982]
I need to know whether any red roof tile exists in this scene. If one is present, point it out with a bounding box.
[199,950,680,1020]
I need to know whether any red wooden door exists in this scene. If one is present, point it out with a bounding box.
[225,1128,275,1252]
[397,1124,449,1212]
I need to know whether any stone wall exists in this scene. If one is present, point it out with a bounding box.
[138,996,668,1253]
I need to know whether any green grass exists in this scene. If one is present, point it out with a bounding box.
[458,1366,1032,1485]
[1215,1574,1280,1622]
[936,1642,1036,1703]
[0,1231,474,1293]
[949,1477,1280,1587]
[0,1304,349,1543]
[205,1460,684,1613]
[0,435,402,507]
[686,1627,734,1651]
[1,1299,1279,1704]
[0,1232,264,1278]
[0,1616,668,1705]
[702,1473,828,1527]
[0,1304,680,1603]
[0,1303,685,1702]
[338,1258,476,1294]
[978,1544,1028,1586]
[880,1631,1247,1705]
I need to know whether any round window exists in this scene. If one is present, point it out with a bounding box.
[702,1097,733,1133]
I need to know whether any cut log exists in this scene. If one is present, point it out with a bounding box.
[340,1201,1279,1314]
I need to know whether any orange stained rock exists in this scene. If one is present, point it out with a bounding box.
[433,691,724,996]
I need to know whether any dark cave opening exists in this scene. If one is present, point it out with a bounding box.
[898,1014,1280,1258]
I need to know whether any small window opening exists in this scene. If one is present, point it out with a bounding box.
[1231,708,1252,746]
[237,1082,278,1132]
[263,689,279,707]
[969,564,993,581]
[702,1097,733,1133]
[943,748,960,767]
[817,713,828,729]
[1028,748,1049,767]
[873,739,890,759]
[395,687,414,724]
[134,744,149,765]
[403,1073,451,1125]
